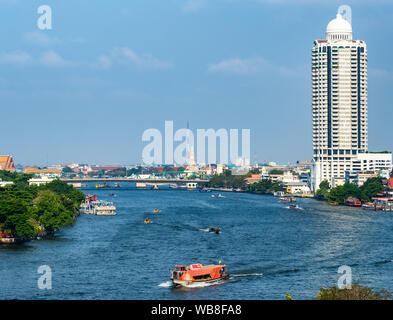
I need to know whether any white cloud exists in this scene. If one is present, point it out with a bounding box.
[208,57,270,75]
[182,0,206,13]
[208,56,303,76]
[0,50,73,68]
[94,47,172,70]
[24,31,59,46]
[369,68,390,79]
[0,51,32,64]
[40,51,73,67]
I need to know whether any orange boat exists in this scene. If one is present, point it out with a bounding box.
[170,263,229,287]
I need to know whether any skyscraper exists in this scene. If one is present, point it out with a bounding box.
[311,11,368,191]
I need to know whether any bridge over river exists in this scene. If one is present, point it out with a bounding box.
[61,178,209,188]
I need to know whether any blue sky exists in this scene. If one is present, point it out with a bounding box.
[0,0,392,166]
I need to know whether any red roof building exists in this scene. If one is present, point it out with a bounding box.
[0,155,16,172]
[244,174,261,184]
[388,178,393,190]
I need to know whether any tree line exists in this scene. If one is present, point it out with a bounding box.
[316,177,385,204]
[0,171,85,240]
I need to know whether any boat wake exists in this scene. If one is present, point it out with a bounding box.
[199,228,210,232]
[285,206,304,210]
[179,280,226,288]
[231,273,263,278]
[158,281,172,288]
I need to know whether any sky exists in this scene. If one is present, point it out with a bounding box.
[0,0,392,166]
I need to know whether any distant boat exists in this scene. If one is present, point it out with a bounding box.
[96,183,110,189]
[208,226,221,234]
[212,194,225,198]
[280,197,296,203]
[289,204,303,210]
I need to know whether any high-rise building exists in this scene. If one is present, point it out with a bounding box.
[311,11,368,191]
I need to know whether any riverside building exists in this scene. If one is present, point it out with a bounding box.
[311,11,369,190]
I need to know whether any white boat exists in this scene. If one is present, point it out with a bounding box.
[93,201,117,216]
[211,194,225,198]
[82,200,116,216]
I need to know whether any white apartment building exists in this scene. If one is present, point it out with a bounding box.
[352,152,392,172]
[311,11,368,191]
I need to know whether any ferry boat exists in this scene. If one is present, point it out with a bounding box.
[362,202,384,211]
[345,197,362,207]
[170,263,229,287]
[83,200,116,216]
[93,201,116,216]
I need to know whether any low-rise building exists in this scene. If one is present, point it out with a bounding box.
[345,170,379,187]
[282,181,311,194]
[0,178,14,187]
[28,176,54,186]
[23,167,61,178]
[352,152,392,172]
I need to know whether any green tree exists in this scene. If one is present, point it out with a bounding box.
[33,190,75,233]
[246,179,284,193]
[359,177,384,202]
[328,183,360,204]
[316,180,330,199]
[62,166,73,174]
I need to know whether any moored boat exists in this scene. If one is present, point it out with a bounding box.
[329,202,339,206]
[170,263,229,287]
[345,197,362,207]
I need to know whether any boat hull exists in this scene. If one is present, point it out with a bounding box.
[172,275,229,287]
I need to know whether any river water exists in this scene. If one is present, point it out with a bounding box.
[1,185,393,300]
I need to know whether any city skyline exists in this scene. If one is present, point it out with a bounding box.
[0,1,392,166]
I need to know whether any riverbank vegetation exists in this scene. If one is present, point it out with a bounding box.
[208,171,249,188]
[316,177,384,204]
[0,171,85,241]
[208,171,284,194]
[315,283,391,300]
[246,179,284,194]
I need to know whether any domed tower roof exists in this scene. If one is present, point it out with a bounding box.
[326,13,352,41]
